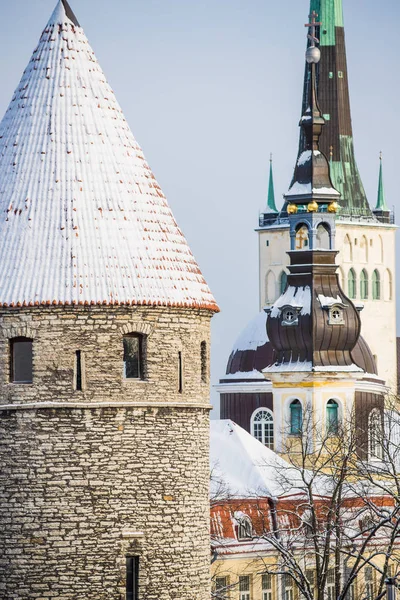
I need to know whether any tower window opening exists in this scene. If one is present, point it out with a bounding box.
[369,409,383,461]
[295,224,309,250]
[326,399,339,435]
[200,341,207,383]
[126,556,139,600]
[348,269,356,300]
[252,408,274,450]
[290,400,302,435]
[360,269,369,300]
[178,351,183,393]
[75,350,82,391]
[10,337,33,384]
[123,334,144,379]
[372,270,381,300]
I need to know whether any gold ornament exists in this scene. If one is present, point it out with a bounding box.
[307,201,319,213]
[287,203,298,215]
[328,201,339,213]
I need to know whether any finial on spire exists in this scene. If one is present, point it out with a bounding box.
[305,11,321,63]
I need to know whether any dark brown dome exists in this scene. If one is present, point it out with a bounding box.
[224,311,274,379]
[351,335,378,375]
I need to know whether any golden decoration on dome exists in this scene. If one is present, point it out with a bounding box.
[328,201,339,213]
[287,203,298,215]
[307,201,318,213]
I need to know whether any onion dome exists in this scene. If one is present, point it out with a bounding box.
[265,250,362,371]
[224,311,274,381]
[351,335,378,376]
[0,0,218,311]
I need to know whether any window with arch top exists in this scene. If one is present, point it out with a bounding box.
[123,333,144,379]
[237,515,253,541]
[316,223,330,250]
[295,224,309,250]
[372,270,381,300]
[290,400,302,435]
[326,399,339,435]
[279,271,288,295]
[252,408,274,450]
[360,269,368,300]
[348,268,356,300]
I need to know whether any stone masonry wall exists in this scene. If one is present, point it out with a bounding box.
[0,306,213,600]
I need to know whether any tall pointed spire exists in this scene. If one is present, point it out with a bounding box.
[299,0,371,218]
[267,154,278,213]
[373,153,391,223]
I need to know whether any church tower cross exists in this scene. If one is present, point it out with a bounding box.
[305,11,321,47]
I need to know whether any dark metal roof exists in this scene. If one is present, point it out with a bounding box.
[62,0,80,27]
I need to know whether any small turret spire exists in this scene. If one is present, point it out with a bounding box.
[267,154,278,213]
[376,152,389,212]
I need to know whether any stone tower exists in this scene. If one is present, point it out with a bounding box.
[0,2,218,599]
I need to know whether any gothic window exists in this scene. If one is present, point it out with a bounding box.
[239,575,251,600]
[279,271,288,295]
[262,574,273,600]
[290,400,302,435]
[123,334,144,379]
[360,269,368,300]
[10,337,33,384]
[384,269,393,301]
[237,516,253,541]
[265,270,276,304]
[348,269,356,299]
[326,400,339,435]
[316,223,330,249]
[372,270,381,300]
[343,235,352,262]
[200,341,207,383]
[369,409,383,461]
[252,409,274,450]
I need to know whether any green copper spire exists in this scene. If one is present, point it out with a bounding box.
[267,154,278,213]
[376,152,389,212]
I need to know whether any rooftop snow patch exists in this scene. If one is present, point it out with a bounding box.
[270,286,311,318]
[0,2,217,311]
[231,310,269,353]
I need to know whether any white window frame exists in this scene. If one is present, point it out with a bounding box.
[251,408,274,449]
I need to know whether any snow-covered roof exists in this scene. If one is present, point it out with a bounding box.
[270,286,311,318]
[231,310,269,353]
[210,420,305,499]
[0,0,218,311]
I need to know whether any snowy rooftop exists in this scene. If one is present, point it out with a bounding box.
[210,420,305,499]
[0,0,218,310]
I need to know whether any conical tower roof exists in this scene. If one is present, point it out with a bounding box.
[0,1,218,311]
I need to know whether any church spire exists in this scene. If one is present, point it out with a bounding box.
[298,0,371,218]
[267,154,278,213]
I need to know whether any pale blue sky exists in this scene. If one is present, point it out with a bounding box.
[0,0,399,414]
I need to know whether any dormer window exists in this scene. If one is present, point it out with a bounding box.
[235,513,253,541]
[281,305,301,327]
[328,306,344,325]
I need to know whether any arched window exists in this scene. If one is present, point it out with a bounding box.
[123,333,144,379]
[379,235,384,263]
[343,235,352,262]
[279,271,288,295]
[237,515,253,541]
[384,269,393,301]
[296,224,309,250]
[326,400,339,435]
[369,409,383,460]
[372,270,381,300]
[252,408,274,450]
[10,337,33,383]
[360,269,368,300]
[316,223,330,250]
[290,400,302,435]
[360,235,368,262]
[265,270,276,304]
[348,269,356,300]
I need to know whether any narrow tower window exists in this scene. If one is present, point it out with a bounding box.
[326,399,339,435]
[123,334,144,379]
[178,351,183,393]
[10,337,33,384]
[290,400,302,435]
[200,341,207,383]
[372,270,381,300]
[348,269,356,299]
[369,409,383,461]
[75,351,82,391]
[360,269,368,300]
[126,556,139,600]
